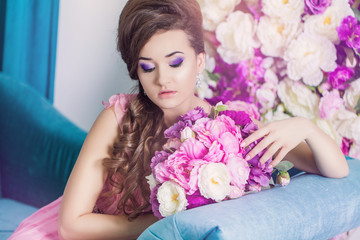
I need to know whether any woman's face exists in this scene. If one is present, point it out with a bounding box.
[137,30,205,115]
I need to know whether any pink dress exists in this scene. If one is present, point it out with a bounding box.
[9,94,149,239]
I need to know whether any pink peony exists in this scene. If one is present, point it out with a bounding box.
[225,100,260,120]
[319,90,344,120]
[227,154,250,189]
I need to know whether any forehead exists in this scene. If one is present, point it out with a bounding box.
[139,30,194,58]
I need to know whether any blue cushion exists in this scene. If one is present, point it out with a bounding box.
[0,198,38,239]
[139,157,360,240]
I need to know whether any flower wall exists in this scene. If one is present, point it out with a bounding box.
[196,0,360,158]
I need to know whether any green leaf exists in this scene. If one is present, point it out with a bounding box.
[269,177,275,186]
[206,70,221,82]
[274,161,294,172]
[216,104,228,112]
[356,97,360,115]
[209,106,216,119]
[351,7,360,22]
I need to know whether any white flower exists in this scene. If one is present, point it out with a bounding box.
[344,78,360,111]
[216,11,259,63]
[263,104,291,123]
[198,162,231,202]
[277,78,319,119]
[256,82,277,112]
[304,0,354,44]
[197,0,241,31]
[157,181,188,217]
[257,16,302,57]
[145,173,159,191]
[180,126,195,142]
[262,0,304,22]
[314,118,342,145]
[336,115,360,143]
[284,32,337,86]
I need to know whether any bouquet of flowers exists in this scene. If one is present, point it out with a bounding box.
[147,102,291,219]
[195,0,360,158]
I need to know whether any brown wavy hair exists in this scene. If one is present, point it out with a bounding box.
[103,0,205,220]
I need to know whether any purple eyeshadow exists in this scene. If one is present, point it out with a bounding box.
[140,62,153,71]
[170,57,184,66]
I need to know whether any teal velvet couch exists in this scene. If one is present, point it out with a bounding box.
[0,74,87,239]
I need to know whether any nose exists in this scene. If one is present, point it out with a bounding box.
[156,65,170,86]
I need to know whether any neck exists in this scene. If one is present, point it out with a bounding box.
[163,97,211,127]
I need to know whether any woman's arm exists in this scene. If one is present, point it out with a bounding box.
[58,108,157,240]
[240,117,349,178]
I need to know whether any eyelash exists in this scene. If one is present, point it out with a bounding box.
[140,59,184,73]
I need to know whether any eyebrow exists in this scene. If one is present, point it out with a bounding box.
[138,51,184,61]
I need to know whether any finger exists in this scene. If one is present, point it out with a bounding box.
[241,127,270,148]
[251,118,265,128]
[270,149,288,167]
[244,134,274,161]
[259,142,281,164]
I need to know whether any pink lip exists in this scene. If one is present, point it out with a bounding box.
[158,90,177,98]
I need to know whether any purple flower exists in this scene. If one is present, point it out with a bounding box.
[179,107,207,123]
[150,151,171,169]
[337,16,360,51]
[304,0,332,15]
[186,190,216,210]
[218,110,252,126]
[150,185,162,219]
[164,121,186,139]
[341,137,352,156]
[327,66,354,90]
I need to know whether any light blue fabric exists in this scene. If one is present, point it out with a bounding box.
[2,0,59,102]
[139,157,360,240]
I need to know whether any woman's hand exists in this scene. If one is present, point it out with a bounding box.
[240,117,309,166]
[240,116,349,178]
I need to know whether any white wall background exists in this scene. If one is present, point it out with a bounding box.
[54,0,135,131]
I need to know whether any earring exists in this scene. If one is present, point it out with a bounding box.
[196,73,202,88]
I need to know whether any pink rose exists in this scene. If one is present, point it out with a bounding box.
[319,90,344,120]
[225,100,260,120]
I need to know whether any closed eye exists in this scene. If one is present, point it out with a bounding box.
[140,63,155,73]
[170,57,184,68]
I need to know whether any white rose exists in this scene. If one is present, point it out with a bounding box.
[284,32,337,86]
[314,118,342,145]
[198,162,231,202]
[197,0,241,31]
[257,16,302,57]
[157,181,188,217]
[180,126,195,142]
[277,78,320,119]
[304,0,354,44]
[344,78,360,111]
[216,11,259,63]
[145,173,159,191]
[262,0,304,22]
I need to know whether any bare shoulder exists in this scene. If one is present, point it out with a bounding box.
[82,106,120,160]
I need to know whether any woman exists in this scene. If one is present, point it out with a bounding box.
[10,0,348,239]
